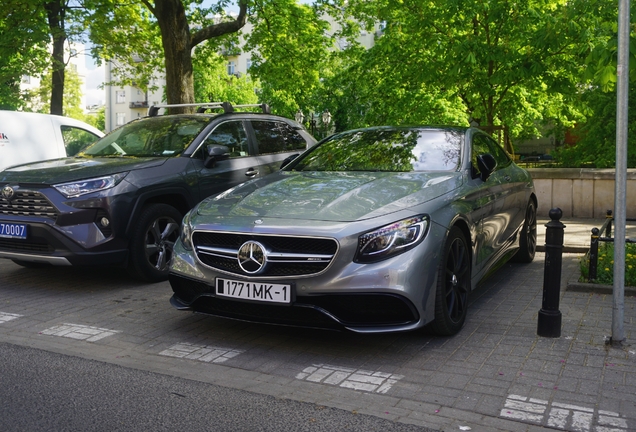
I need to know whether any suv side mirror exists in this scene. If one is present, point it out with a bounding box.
[204,144,229,168]
[476,154,497,181]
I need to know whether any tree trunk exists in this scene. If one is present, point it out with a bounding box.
[154,0,195,113]
[45,0,65,116]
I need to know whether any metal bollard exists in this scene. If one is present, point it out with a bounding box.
[537,208,564,338]
[589,227,599,281]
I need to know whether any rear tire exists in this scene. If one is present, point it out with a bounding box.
[431,227,471,336]
[128,204,181,283]
[512,200,537,263]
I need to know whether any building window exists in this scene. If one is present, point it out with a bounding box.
[116,112,126,126]
[116,90,126,104]
[246,58,252,70]
[227,61,235,75]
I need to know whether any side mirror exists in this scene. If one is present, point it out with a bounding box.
[204,144,229,168]
[476,154,497,181]
[280,153,299,169]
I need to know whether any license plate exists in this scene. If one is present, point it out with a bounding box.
[0,222,27,239]
[216,278,291,304]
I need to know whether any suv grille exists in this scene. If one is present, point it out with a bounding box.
[192,231,338,278]
[0,190,58,219]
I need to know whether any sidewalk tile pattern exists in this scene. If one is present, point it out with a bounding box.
[0,312,22,323]
[296,364,404,393]
[159,342,243,363]
[40,323,120,342]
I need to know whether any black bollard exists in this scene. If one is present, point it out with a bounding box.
[537,208,565,338]
[589,227,599,282]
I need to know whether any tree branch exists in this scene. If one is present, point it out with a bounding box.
[190,0,248,48]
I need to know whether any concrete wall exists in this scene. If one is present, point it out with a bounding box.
[528,168,636,219]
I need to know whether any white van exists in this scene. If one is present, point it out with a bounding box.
[0,111,104,172]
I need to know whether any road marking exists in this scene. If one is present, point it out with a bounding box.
[296,364,404,393]
[0,312,22,323]
[500,394,629,431]
[159,343,243,363]
[40,323,120,342]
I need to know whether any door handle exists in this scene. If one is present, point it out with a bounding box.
[245,168,259,177]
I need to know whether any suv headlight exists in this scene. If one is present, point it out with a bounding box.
[54,173,128,198]
[355,215,429,263]
[180,210,193,251]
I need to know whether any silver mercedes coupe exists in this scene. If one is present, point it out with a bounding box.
[168,126,537,336]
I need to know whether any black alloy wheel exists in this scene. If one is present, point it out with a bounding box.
[129,203,181,282]
[431,227,471,336]
[512,200,537,263]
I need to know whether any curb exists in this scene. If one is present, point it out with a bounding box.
[566,281,636,295]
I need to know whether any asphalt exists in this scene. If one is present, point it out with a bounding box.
[0,216,635,432]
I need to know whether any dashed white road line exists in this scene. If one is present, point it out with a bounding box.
[40,323,120,342]
[296,364,403,394]
[0,312,22,323]
[159,342,243,363]
[501,394,629,431]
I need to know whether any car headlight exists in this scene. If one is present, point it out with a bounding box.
[355,215,429,263]
[54,173,128,198]
[180,210,193,251]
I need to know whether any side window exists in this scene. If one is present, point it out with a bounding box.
[203,121,249,158]
[278,123,308,151]
[61,126,101,156]
[251,120,285,155]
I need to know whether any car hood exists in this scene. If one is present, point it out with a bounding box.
[197,171,464,222]
[0,157,167,184]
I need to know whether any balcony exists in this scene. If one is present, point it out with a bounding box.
[129,101,149,109]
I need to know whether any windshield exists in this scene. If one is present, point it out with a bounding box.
[81,116,210,157]
[287,127,463,172]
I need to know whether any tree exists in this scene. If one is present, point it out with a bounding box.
[328,0,606,141]
[0,0,50,110]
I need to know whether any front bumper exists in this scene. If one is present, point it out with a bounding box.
[168,219,447,333]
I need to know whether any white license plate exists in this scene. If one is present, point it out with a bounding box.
[0,222,27,239]
[216,278,291,304]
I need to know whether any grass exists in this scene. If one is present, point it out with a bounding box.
[579,242,636,286]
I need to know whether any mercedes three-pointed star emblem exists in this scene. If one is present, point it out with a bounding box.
[237,241,267,274]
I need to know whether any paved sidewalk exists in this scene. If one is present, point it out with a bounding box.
[0,231,635,431]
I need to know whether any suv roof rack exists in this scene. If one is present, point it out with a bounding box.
[148,102,271,117]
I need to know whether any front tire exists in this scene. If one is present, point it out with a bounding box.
[128,204,181,283]
[512,200,537,263]
[431,227,471,336]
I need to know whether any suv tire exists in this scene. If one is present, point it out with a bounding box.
[128,203,181,282]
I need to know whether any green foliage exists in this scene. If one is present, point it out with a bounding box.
[324,0,604,139]
[0,0,50,110]
[244,0,332,118]
[192,44,258,105]
[580,242,636,287]
[29,66,85,117]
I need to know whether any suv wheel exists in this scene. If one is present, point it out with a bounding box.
[128,204,181,282]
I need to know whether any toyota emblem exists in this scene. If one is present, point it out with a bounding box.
[2,185,15,201]
[237,241,267,274]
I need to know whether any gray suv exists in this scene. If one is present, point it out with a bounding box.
[0,103,315,282]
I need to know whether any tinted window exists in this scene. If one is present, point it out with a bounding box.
[61,126,101,156]
[251,120,285,154]
[204,121,249,158]
[287,128,462,172]
[82,116,209,157]
[279,123,308,151]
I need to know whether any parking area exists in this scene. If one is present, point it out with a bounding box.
[0,252,634,432]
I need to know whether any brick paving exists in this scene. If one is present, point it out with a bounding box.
[0,237,634,431]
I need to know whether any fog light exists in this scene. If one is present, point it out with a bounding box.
[100,217,110,227]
